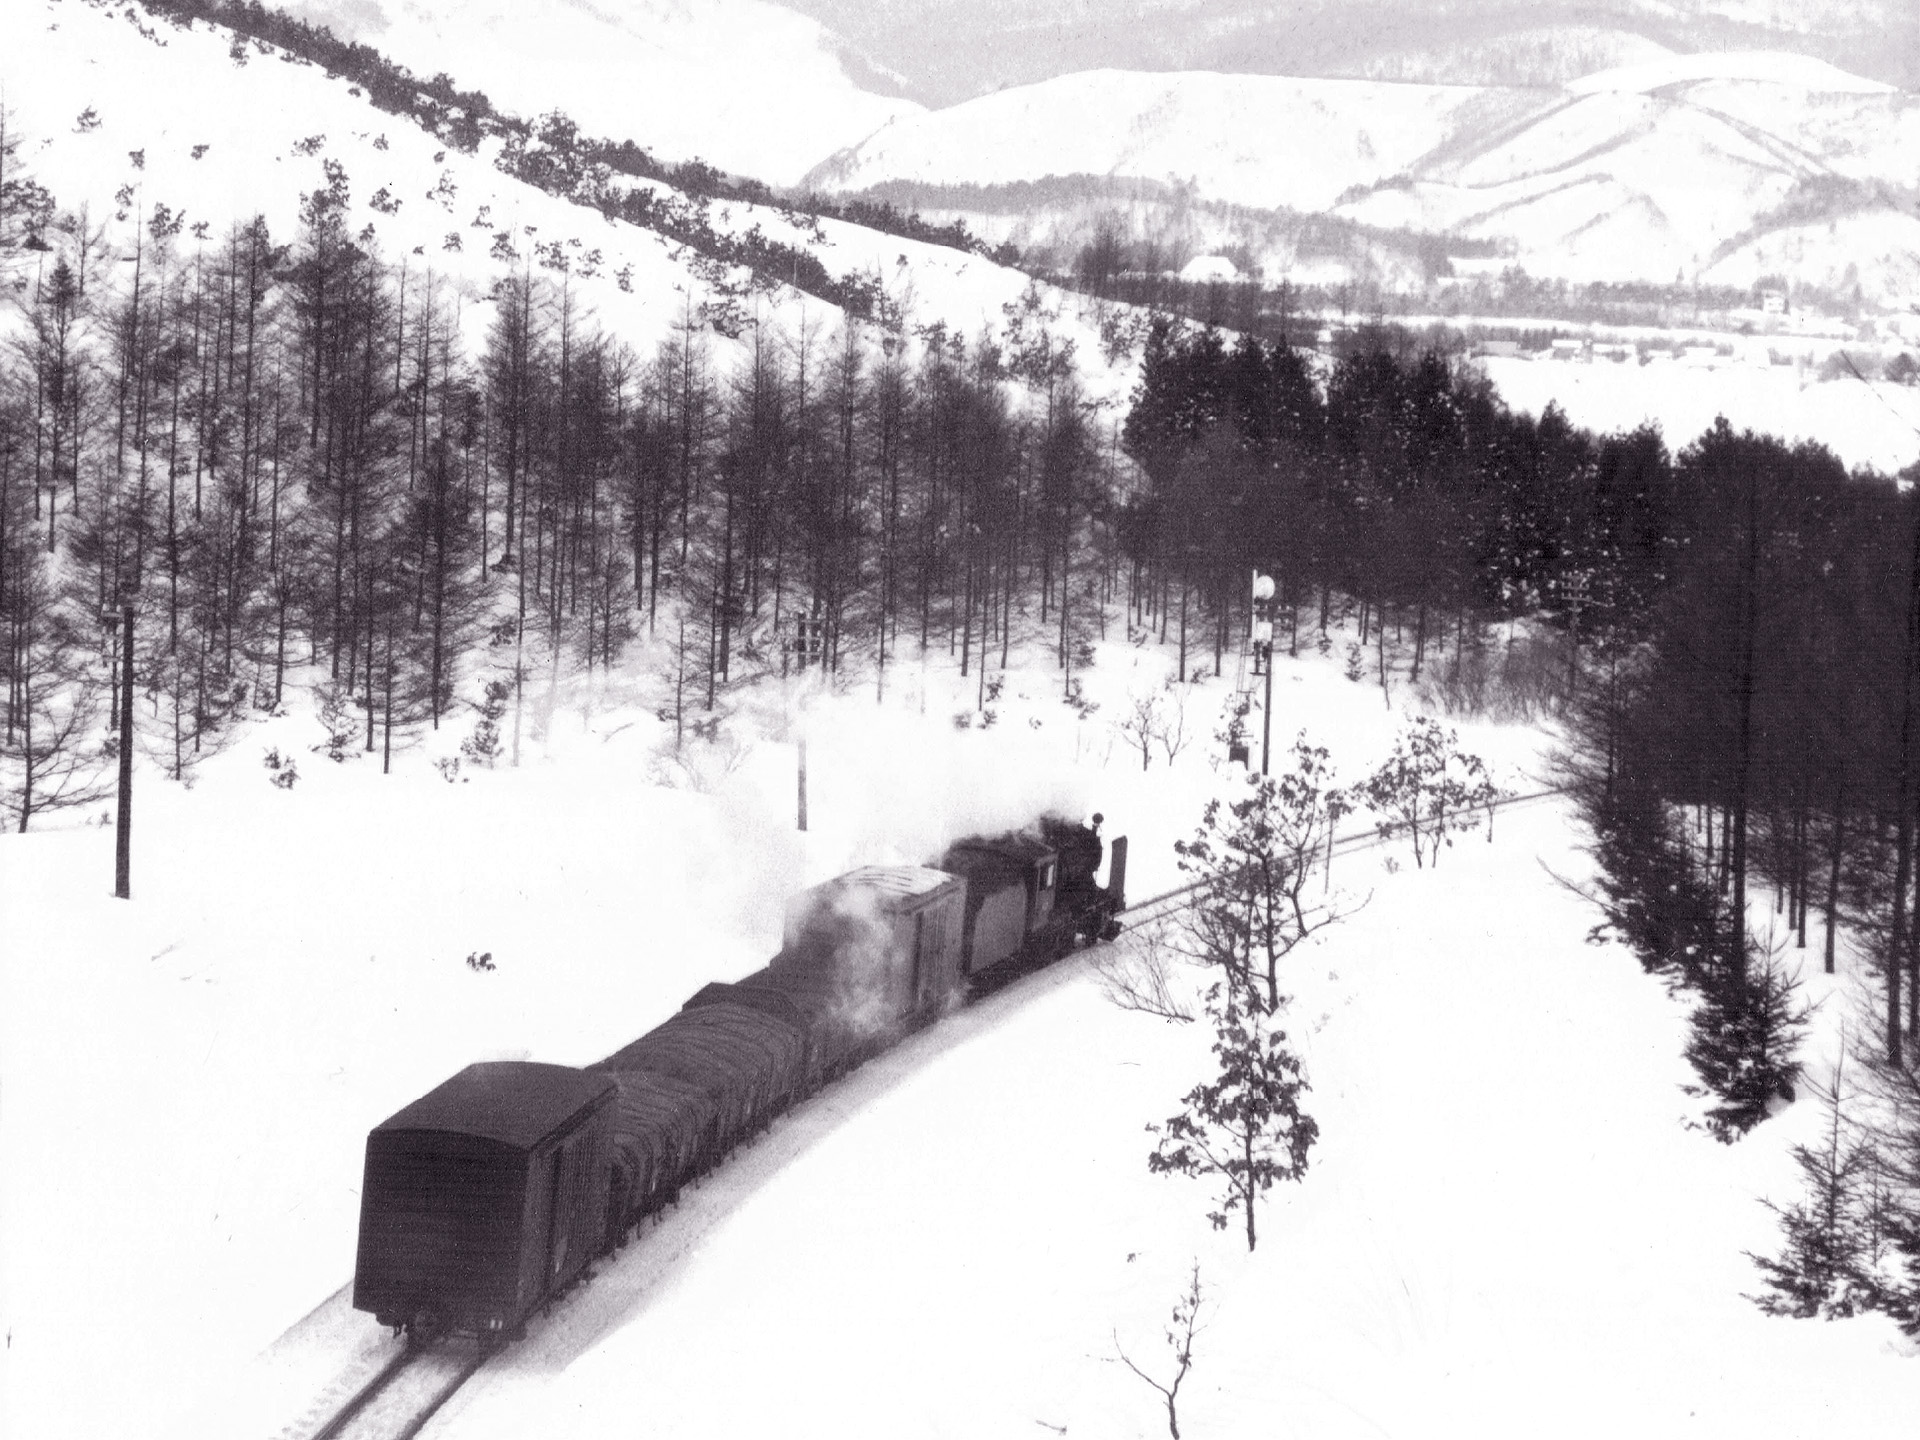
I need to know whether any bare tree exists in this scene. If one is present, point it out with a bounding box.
[1117,676,1189,772]
[1173,737,1355,1014]
[1092,921,1196,1024]
[1113,1263,1207,1440]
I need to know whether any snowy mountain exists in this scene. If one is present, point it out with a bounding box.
[286,0,923,187]
[807,51,1920,301]
[778,0,1920,105]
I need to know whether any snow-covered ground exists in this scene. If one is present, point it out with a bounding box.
[4,609,1914,1440]
[1479,355,1920,476]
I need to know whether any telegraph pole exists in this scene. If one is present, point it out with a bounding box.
[114,602,134,899]
[1252,572,1276,774]
[792,615,823,832]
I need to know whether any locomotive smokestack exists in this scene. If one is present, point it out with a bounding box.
[1106,836,1128,910]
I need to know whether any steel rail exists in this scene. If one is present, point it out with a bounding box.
[1115,784,1571,926]
[305,1345,418,1440]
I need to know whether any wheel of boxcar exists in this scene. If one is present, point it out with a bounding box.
[405,1307,447,1344]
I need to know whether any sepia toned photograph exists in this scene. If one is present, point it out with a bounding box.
[2,2,1918,1437]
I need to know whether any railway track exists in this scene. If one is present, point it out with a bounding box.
[301,1340,489,1440]
[1116,784,1571,930]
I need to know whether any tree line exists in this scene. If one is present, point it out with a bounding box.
[1119,314,1920,1330]
[0,164,1129,826]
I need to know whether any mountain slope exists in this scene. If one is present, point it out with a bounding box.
[806,70,1550,214]
[809,52,1920,300]
[287,0,922,187]
[0,0,1121,389]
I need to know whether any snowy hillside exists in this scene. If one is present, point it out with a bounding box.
[1342,53,1920,297]
[288,0,922,188]
[0,0,1123,391]
[807,50,1920,300]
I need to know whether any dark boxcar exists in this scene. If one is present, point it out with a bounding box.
[940,835,1060,974]
[353,1061,615,1337]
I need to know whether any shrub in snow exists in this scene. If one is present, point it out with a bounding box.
[1093,922,1196,1025]
[1356,716,1501,870]
[1117,678,1187,771]
[261,748,297,789]
[311,682,362,764]
[465,950,495,972]
[1148,990,1318,1252]
[460,679,510,768]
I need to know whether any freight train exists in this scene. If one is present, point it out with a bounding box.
[352,818,1127,1341]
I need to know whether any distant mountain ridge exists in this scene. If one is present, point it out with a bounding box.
[806,52,1920,305]
[777,0,1919,104]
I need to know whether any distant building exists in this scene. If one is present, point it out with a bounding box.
[1476,339,1521,359]
[1760,287,1788,316]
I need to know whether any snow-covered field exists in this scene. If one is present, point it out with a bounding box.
[1479,356,1920,476]
[4,613,1915,1440]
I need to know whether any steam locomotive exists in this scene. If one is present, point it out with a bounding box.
[351,818,1127,1341]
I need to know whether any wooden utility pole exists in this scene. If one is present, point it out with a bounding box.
[114,603,133,900]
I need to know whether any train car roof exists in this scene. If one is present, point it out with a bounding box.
[811,865,961,904]
[945,833,1055,864]
[372,1061,614,1151]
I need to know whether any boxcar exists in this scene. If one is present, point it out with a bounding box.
[353,1061,615,1337]
[773,865,967,1026]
